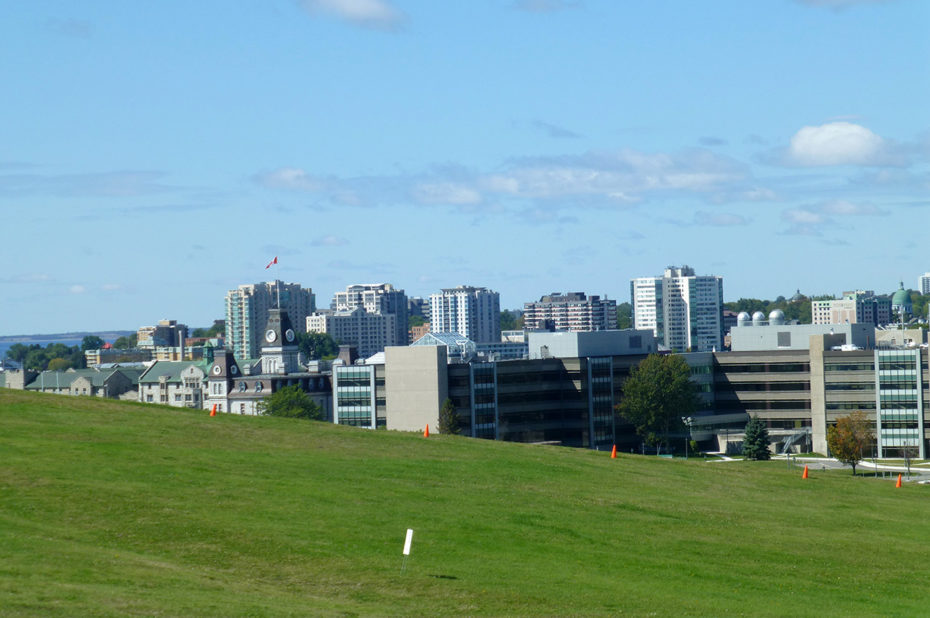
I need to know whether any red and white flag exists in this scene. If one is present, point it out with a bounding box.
[265,256,278,269]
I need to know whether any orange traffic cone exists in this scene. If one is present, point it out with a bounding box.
[423,424,429,438]
[210,404,216,417]
[896,474,902,488]
[610,444,617,459]
[802,465,808,479]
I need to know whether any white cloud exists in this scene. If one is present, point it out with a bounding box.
[781,199,884,235]
[311,234,350,247]
[300,0,404,30]
[818,199,883,215]
[255,167,323,191]
[694,211,749,226]
[69,284,86,294]
[255,148,754,217]
[101,283,121,291]
[413,182,482,205]
[786,122,899,167]
[482,149,746,200]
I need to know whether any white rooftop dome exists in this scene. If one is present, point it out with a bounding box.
[752,311,766,325]
[769,309,786,326]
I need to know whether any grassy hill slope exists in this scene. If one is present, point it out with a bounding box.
[1,390,928,616]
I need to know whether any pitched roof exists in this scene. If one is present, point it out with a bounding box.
[138,361,210,384]
[26,368,99,390]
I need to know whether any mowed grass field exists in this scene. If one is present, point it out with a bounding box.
[1,390,928,616]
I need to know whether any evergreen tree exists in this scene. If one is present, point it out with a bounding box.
[438,398,460,435]
[742,416,771,460]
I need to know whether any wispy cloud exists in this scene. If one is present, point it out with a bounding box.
[0,171,172,197]
[781,199,883,235]
[256,147,756,217]
[694,211,749,226]
[699,136,728,147]
[514,0,581,12]
[299,0,405,30]
[311,234,350,247]
[69,284,86,294]
[795,0,895,9]
[46,18,93,38]
[532,120,582,139]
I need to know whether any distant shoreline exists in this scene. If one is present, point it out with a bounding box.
[0,331,134,343]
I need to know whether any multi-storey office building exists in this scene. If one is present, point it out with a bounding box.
[631,266,723,352]
[381,341,652,451]
[332,362,386,428]
[307,308,398,358]
[523,292,617,332]
[225,281,315,361]
[331,283,408,348]
[429,285,501,343]
[685,335,930,458]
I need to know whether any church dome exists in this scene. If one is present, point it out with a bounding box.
[892,282,912,310]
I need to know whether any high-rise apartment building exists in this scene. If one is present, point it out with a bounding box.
[919,273,930,296]
[523,292,617,332]
[429,286,501,343]
[631,265,723,352]
[331,283,408,347]
[307,308,398,358]
[811,290,891,327]
[225,280,315,361]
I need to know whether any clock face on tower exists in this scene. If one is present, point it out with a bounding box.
[285,329,295,343]
[265,329,277,343]
[212,365,221,375]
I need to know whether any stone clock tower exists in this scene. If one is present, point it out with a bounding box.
[260,308,300,375]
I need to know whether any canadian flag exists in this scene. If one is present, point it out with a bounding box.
[265,256,278,269]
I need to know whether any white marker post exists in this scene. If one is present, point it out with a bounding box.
[401,528,414,573]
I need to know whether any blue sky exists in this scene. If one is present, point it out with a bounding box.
[1,0,928,334]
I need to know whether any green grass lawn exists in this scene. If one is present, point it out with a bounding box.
[2,390,928,616]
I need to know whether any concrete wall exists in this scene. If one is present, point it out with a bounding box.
[809,335,828,454]
[527,329,655,360]
[385,345,448,432]
[730,323,873,352]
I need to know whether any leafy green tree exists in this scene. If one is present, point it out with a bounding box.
[742,416,771,460]
[257,385,322,420]
[500,310,523,331]
[81,335,105,352]
[826,411,874,475]
[5,343,37,363]
[408,315,426,329]
[113,334,138,349]
[47,358,72,371]
[68,347,86,369]
[617,354,699,453]
[438,398,460,435]
[616,302,632,329]
[24,348,49,371]
[297,331,339,360]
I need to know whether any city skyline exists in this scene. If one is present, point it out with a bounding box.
[2,0,928,334]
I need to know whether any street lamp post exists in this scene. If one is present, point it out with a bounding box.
[683,416,693,460]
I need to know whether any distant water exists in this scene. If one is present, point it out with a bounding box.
[0,338,89,362]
